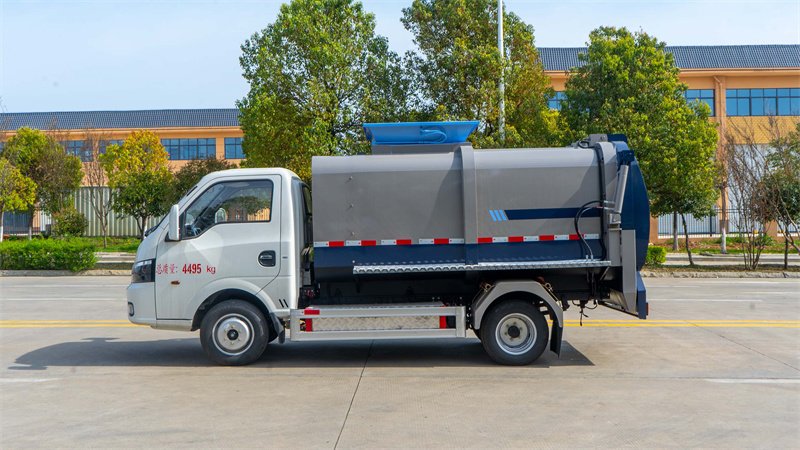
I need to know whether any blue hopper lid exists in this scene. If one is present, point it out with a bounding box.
[363,121,480,145]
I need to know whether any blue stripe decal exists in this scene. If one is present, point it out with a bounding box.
[500,210,508,221]
[504,207,601,221]
[489,210,498,221]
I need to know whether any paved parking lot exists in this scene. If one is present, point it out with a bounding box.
[1,277,798,448]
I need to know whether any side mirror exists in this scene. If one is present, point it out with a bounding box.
[168,204,180,241]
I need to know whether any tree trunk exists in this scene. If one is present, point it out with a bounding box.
[720,199,727,254]
[27,210,33,240]
[0,211,5,243]
[140,215,147,241]
[672,213,679,251]
[682,214,694,266]
[785,237,789,270]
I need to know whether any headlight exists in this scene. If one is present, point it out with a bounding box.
[131,259,155,283]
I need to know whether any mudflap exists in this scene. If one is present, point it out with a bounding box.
[636,272,648,319]
[551,321,563,356]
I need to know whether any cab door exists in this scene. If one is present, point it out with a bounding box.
[155,176,281,319]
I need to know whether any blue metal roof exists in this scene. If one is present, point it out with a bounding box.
[2,108,240,131]
[540,45,800,72]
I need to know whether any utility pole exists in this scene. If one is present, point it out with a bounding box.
[497,0,505,142]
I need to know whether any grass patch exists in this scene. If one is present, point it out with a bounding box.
[73,237,141,253]
[656,237,798,255]
[643,264,799,273]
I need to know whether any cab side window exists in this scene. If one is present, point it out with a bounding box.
[181,180,273,238]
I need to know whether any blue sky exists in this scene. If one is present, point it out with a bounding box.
[1,0,799,112]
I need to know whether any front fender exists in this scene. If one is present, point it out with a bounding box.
[184,277,278,321]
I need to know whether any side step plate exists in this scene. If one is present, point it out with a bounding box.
[289,304,467,342]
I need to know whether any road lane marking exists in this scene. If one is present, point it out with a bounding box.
[0,298,123,301]
[650,299,763,302]
[0,324,141,328]
[562,320,800,323]
[706,379,800,384]
[0,284,129,288]
[568,323,798,327]
[1,320,131,323]
[0,379,57,383]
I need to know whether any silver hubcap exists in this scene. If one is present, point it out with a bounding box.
[495,313,536,355]
[213,314,254,356]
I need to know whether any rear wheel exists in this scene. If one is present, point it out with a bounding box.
[200,300,269,366]
[481,300,548,366]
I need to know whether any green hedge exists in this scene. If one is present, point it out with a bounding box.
[645,246,667,266]
[0,239,97,271]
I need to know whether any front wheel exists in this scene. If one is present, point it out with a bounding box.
[200,300,269,366]
[481,300,548,366]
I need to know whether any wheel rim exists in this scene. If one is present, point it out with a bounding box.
[495,313,536,355]
[213,314,254,356]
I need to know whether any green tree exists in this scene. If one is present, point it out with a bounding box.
[561,27,718,264]
[1,128,47,236]
[168,156,237,205]
[0,158,36,242]
[401,0,558,147]
[100,130,172,240]
[238,0,411,181]
[2,126,83,237]
[34,134,84,218]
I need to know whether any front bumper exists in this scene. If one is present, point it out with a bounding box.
[126,282,157,327]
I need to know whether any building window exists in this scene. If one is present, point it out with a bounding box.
[685,89,715,116]
[161,138,216,160]
[225,137,244,159]
[548,91,566,110]
[99,139,124,155]
[61,140,91,162]
[726,88,800,116]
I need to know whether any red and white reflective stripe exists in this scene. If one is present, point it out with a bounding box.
[314,234,599,247]
[346,240,376,246]
[418,238,465,245]
[380,239,413,246]
[313,241,345,248]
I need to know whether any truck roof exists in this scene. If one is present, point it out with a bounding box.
[197,167,301,185]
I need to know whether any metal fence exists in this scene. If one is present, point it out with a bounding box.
[1,210,51,235]
[658,208,798,238]
[2,187,163,238]
[73,187,162,237]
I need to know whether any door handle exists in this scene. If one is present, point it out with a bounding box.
[258,251,276,267]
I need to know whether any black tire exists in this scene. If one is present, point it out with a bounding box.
[200,300,269,366]
[481,300,548,366]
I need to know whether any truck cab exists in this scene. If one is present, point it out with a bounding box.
[127,168,310,361]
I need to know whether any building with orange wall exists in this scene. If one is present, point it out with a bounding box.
[2,109,244,176]
[2,45,798,237]
[540,45,800,242]
[540,45,800,140]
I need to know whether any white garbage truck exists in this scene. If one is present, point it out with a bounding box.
[127,121,650,366]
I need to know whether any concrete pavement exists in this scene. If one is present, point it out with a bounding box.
[0,277,798,448]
